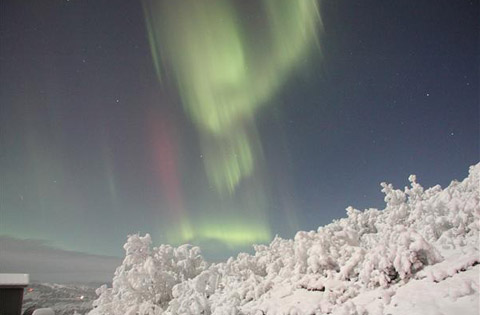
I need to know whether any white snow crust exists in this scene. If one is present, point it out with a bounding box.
[89,163,480,315]
[0,273,29,286]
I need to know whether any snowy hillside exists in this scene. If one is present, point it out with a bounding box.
[89,163,479,315]
[22,283,98,315]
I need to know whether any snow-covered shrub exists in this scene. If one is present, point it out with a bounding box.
[91,234,207,315]
[359,227,443,288]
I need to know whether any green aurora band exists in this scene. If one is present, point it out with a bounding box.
[143,0,322,247]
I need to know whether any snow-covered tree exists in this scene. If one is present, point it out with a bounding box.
[91,234,207,315]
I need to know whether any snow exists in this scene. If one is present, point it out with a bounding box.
[31,309,55,315]
[22,283,97,315]
[0,273,29,286]
[89,163,480,315]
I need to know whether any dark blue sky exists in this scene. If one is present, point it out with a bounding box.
[277,0,479,230]
[1,0,478,265]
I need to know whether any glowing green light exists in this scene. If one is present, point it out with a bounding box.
[143,0,321,193]
[198,223,271,247]
[166,221,271,247]
[179,221,194,241]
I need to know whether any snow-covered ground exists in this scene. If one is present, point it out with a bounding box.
[89,163,479,315]
[22,283,98,315]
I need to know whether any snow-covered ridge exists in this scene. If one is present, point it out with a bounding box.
[90,163,479,315]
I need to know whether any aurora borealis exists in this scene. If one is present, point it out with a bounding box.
[142,0,321,247]
[0,0,478,274]
[144,0,321,194]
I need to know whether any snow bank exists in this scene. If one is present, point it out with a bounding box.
[90,163,479,315]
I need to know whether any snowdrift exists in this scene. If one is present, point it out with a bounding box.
[90,164,479,315]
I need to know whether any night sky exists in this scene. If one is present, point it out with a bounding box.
[1,0,478,267]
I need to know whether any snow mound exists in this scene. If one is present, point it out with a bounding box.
[90,163,480,315]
